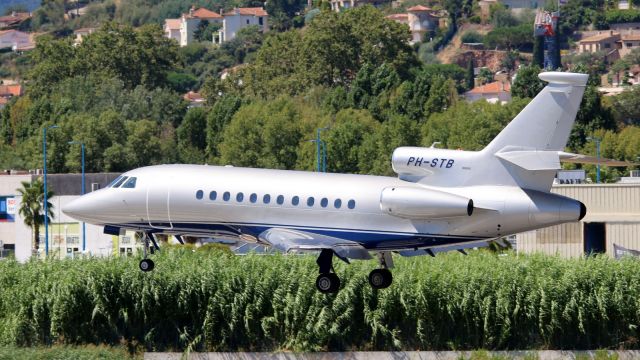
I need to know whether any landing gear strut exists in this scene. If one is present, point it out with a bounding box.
[139,233,156,272]
[315,249,340,293]
[368,252,393,289]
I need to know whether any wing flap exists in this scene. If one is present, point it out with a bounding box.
[259,228,372,260]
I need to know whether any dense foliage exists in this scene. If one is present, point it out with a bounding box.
[1,250,640,351]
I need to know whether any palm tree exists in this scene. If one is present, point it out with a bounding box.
[16,178,54,255]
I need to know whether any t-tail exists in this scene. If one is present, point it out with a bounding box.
[392,72,589,192]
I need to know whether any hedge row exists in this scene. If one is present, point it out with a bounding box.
[0,249,639,351]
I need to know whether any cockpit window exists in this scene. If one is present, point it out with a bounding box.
[108,176,123,188]
[112,176,129,188]
[121,177,137,188]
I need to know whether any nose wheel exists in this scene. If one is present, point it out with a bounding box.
[139,232,159,273]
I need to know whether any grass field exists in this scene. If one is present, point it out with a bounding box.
[0,248,639,352]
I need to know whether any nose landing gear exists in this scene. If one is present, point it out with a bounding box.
[139,232,159,273]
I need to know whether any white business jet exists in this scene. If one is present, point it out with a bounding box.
[64,72,591,293]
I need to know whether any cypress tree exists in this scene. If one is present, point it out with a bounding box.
[533,36,544,68]
[466,58,474,90]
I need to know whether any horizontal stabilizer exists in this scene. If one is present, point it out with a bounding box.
[559,151,636,167]
[495,149,561,171]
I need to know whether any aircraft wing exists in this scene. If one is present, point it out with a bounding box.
[397,238,509,257]
[258,228,372,260]
[558,151,636,167]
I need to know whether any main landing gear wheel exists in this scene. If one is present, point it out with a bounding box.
[316,273,340,293]
[368,268,392,289]
[139,258,155,272]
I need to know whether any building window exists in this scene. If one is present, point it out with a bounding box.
[263,194,271,204]
[627,43,633,47]
[246,19,250,24]
[292,196,299,206]
[348,199,356,209]
[250,193,257,203]
[196,190,204,200]
[236,192,244,202]
[604,43,611,49]
[334,199,342,209]
[223,192,231,201]
[209,191,217,200]
[277,195,284,205]
[259,17,263,25]
[307,197,314,207]
[320,198,328,208]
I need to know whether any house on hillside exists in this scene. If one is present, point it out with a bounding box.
[184,91,205,108]
[0,30,35,52]
[73,27,96,45]
[216,7,268,44]
[164,6,223,47]
[385,6,439,44]
[0,12,31,29]
[578,30,621,63]
[464,80,511,104]
[329,0,389,12]
[0,84,23,109]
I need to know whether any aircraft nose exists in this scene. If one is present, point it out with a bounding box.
[63,194,96,221]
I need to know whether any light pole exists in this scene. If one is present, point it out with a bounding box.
[315,127,329,172]
[43,125,59,257]
[587,136,601,184]
[68,141,85,252]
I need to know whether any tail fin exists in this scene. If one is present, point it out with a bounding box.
[484,72,588,154]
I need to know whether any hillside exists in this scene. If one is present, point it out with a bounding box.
[0,0,40,14]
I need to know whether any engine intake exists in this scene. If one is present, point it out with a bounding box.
[380,186,474,219]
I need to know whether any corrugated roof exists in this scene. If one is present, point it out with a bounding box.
[468,81,511,94]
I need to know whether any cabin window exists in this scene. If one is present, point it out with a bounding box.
[122,177,137,188]
[334,199,342,209]
[196,190,204,200]
[223,192,231,201]
[320,198,328,208]
[263,194,271,204]
[348,199,356,209]
[277,195,284,205]
[236,192,244,202]
[209,191,217,200]
[113,176,128,188]
[250,193,257,203]
[307,197,314,207]
[292,196,299,206]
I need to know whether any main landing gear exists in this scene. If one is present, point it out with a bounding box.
[368,252,393,289]
[316,249,340,293]
[139,232,159,273]
[314,250,394,293]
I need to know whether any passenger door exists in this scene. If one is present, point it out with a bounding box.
[146,182,173,230]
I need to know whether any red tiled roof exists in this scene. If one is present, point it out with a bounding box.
[191,7,223,19]
[0,98,8,106]
[468,81,510,94]
[164,19,181,30]
[223,7,268,16]
[407,5,432,12]
[183,91,204,101]
[0,84,22,97]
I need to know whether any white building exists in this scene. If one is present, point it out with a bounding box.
[164,6,223,47]
[0,29,35,51]
[217,7,268,44]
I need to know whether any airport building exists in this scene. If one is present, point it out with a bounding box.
[516,180,640,257]
[0,172,146,262]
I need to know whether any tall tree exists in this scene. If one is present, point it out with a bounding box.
[511,65,544,98]
[533,36,544,68]
[17,178,54,254]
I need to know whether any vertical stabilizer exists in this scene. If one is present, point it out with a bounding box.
[484,72,588,154]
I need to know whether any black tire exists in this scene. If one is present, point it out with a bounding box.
[139,259,155,272]
[369,268,392,289]
[316,273,340,293]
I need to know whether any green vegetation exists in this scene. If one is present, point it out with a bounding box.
[0,345,138,360]
[1,250,640,351]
